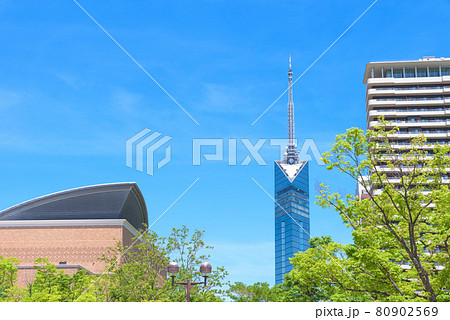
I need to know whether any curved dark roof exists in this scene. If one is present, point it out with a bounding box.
[0,183,148,231]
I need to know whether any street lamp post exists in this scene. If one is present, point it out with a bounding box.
[167,261,212,302]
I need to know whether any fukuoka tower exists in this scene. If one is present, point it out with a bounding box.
[274,56,310,285]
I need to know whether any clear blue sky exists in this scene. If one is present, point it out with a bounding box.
[1,0,449,285]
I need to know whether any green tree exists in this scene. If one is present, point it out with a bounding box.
[25,258,97,302]
[99,228,171,302]
[309,236,332,249]
[291,122,450,301]
[281,236,335,302]
[0,255,19,300]
[101,225,228,302]
[166,226,228,302]
[227,279,325,302]
[227,282,281,302]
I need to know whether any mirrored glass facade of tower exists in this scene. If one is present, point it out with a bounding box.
[274,161,310,284]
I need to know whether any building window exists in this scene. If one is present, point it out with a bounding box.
[442,68,450,76]
[59,262,67,265]
[417,68,427,77]
[405,69,415,77]
[385,69,392,77]
[429,68,439,77]
[393,69,403,78]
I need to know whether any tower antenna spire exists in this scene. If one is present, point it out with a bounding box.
[285,55,299,165]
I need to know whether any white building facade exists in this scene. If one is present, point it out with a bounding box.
[359,57,450,196]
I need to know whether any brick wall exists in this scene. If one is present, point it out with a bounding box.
[0,223,133,287]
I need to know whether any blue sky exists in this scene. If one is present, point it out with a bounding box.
[1,0,449,285]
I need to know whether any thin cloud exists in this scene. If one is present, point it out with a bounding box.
[0,89,22,110]
[193,83,261,115]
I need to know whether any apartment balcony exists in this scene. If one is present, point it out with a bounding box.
[367,87,445,99]
[367,76,450,87]
[374,166,450,173]
[397,98,449,106]
[371,189,436,197]
[372,189,382,196]
[369,187,434,197]
[367,99,397,108]
[377,142,450,150]
[368,119,449,129]
[383,178,449,185]
[378,152,435,157]
[367,98,448,111]
[367,109,447,120]
[386,132,450,139]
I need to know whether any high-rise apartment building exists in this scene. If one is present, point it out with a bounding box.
[360,56,450,196]
[275,57,310,285]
